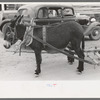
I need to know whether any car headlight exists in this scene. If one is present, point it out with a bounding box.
[90,18,96,22]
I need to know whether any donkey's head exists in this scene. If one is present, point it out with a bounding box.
[3,15,24,49]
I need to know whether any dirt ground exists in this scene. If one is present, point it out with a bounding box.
[0,31,100,81]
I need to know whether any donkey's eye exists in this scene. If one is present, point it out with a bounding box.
[7,32,10,35]
[10,38,13,41]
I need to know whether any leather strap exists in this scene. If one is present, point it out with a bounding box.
[42,25,47,47]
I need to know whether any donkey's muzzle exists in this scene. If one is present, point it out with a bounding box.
[3,41,11,49]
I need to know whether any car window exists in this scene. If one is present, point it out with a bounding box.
[38,8,48,18]
[4,4,19,10]
[62,8,73,16]
[18,9,25,15]
[48,9,62,18]
[18,9,30,18]
[38,7,62,19]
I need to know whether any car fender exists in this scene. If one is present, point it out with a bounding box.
[0,19,11,31]
[83,21,100,36]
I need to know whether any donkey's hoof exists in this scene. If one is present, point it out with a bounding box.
[76,70,82,75]
[35,71,39,75]
[34,72,41,77]
[68,62,73,65]
[34,72,38,74]
[34,72,39,77]
[77,71,82,75]
[35,74,39,77]
[35,70,41,76]
[35,69,40,73]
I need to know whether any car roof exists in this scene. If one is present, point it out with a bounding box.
[18,4,74,18]
[18,4,73,10]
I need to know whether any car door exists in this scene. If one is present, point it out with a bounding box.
[35,7,63,25]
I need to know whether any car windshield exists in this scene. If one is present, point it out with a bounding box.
[18,9,27,15]
[18,9,31,18]
[48,8,62,18]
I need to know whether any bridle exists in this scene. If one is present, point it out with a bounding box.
[7,15,24,44]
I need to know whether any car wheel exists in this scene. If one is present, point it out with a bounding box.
[89,26,100,40]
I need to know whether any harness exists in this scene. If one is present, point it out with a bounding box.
[22,24,47,47]
[19,16,47,47]
[18,16,60,48]
[13,17,48,55]
[42,25,47,47]
[23,26,33,46]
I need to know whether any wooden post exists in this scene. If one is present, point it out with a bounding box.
[87,54,99,65]
[95,52,100,60]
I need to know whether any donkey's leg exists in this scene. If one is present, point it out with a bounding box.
[74,48,84,72]
[67,49,74,64]
[34,49,42,75]
[64,48,74,64]
[71,40,84,73]
[66,42,75,64]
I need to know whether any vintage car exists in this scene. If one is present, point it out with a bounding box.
[0,4,23,22]
[1,4,100,40]
[0,4,23,31]
[76,14,100,40]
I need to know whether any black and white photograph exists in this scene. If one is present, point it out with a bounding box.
[0,1,100,98]
[1,2,100,80]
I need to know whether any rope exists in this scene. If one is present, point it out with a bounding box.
[14,18,35,56]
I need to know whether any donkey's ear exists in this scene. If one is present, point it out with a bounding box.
[15,15,21,21]
[10,15,21,23]
[17,15,23,23]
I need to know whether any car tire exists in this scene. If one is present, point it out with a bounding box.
[89,26,100,40]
